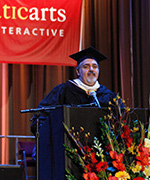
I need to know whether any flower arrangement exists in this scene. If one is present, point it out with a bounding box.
[64,95,150,180]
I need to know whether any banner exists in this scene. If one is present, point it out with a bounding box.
[0,0,82,66]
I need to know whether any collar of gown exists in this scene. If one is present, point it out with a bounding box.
[70,79,100,94]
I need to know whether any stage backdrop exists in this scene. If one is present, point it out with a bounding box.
[0,0,82,66]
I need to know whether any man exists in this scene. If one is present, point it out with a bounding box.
[31,47,116,133]
[31,47,117,180]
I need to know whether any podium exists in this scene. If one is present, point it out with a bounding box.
[38,106,149,180]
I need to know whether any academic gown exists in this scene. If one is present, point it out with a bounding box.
[31,80,116,180]
[39,80,115,107]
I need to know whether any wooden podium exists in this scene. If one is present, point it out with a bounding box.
[38,106,149,180]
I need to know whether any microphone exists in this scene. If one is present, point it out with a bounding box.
[89,91,101,108]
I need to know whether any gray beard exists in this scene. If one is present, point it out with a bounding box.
[87,76,97,85]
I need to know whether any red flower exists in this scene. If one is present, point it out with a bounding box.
[133,178,145,180]
[85,164,92,172]
[126,137,133,147]
[84,152,98,172]
[121,125,133,147]
[138,144,149,156]
[109,151,123,163]
[121,125,131,137]
[83,146,97,165]
[108,176,118,180]
[136,144,149,171]
[84,146,92,153]
[91,152,98,164]
[105,144,113,152]
[83,172,99,180]
[96,161,108,172]
[112,161,125,171]
[109,151,125,171]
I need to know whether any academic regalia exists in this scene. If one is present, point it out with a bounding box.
[31,47,116,180]
[31,80,115,133]
[40,80,115,106]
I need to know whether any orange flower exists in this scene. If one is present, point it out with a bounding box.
[83,172,99,180]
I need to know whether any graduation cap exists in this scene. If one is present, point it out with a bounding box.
[69,46,107,65]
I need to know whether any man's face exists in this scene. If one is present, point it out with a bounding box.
[77,58,99,86]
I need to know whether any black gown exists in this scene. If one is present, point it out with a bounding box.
[31,80,116,133]
[39,80,115,107]
[31,80,116,180]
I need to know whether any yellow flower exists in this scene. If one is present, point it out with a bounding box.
[131,164,142,173]
[82,156,86,160]
[108,107,111,111]
[71,127,74,131]
[75,149,77,153]
[122,99,125,103]
[107,114,111,119]
[85,134,88,138]
[115,171,130,180]
[113,98,116,102]
[72,149,78,153]
[104,115,107,120]
[143,166,150,178]
[116,95,121,100]
[80,127,84,131]
[125,107,130,112]
[109,101,112,105]
[144,138,150,151]
[133,127,139,132]
[128,143,138,155]
[121,123,124,128]
[121,149,126,155]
